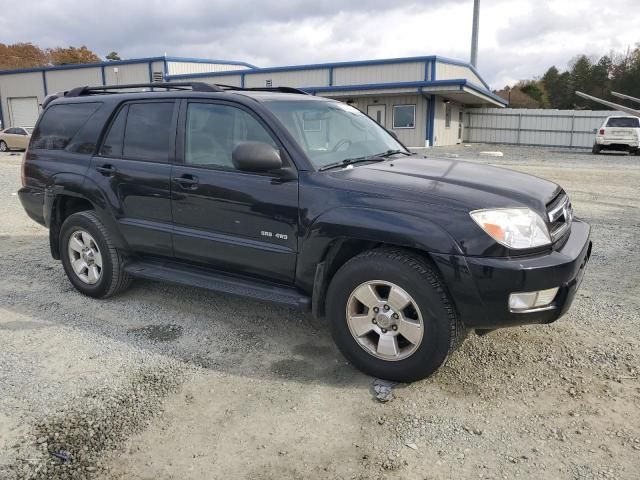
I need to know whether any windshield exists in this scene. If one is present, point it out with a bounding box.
[263,100,408,170]
[606,117,639,128]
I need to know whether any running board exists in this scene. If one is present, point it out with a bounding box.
[124,260,311,310]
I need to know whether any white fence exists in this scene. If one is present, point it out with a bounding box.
[463,108,621,149]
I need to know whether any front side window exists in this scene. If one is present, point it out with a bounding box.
[393,105,416,129]
[606,117,639,128]
[31,103,101,150]
[445,102,452,128]
[122,102,175,162]
[185,102,277,170]
[264,100,406,170]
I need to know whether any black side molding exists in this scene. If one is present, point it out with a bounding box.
[124,260,311,310]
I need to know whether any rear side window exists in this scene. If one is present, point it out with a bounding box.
[100,106,128,157]
[31,103,101,151]
[606,117,640,128]
[122,102,175,162]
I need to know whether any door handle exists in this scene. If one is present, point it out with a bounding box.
[96,164,116,176]
[172,175,199,189]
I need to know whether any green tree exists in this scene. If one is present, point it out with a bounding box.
[517,80,547,107]
[106,51,121,61]
[541,66,572,109]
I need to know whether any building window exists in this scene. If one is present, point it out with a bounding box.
[445,101,452,128]
[392,104,415,129]
[152,72,164,82]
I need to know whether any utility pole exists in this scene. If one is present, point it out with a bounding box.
[470,0,480,67]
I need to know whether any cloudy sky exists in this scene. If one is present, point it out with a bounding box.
[2,0,639,88]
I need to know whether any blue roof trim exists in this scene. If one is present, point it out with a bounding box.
[432,55,491,91]
[298,79,506,106]
[163,56,256,69]
[0,55,255,76]
[167,54,495,93]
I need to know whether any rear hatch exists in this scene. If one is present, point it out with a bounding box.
[602,117,639,142]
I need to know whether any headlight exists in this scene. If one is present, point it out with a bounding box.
[470,208,551,249]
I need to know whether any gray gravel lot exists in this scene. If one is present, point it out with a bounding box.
[0,145,638,479]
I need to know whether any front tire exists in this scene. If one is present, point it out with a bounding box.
[0,140,8,152]
[60,211,132,298]
[326,248,464,382]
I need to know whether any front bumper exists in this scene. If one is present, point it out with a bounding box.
[432,219,592,329]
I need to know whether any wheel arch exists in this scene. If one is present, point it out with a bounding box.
[46,177,128,259]
[301,207,462,318]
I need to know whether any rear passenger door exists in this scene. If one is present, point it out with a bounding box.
[170,100,299,282]
[88,100,178,257]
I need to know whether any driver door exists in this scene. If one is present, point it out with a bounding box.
[170,100,299,283]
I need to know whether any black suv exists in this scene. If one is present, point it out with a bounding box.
[19,82,592,381]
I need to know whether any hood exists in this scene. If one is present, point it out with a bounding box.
[330,157,561,214]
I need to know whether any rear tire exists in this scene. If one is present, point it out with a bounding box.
[326,248,465,382]
[0,140,8,152]
[592,143,601,154]
[60,211,132,299]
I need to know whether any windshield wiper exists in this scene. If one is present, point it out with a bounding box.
[318,155,385,171]
[318,149,412,171]
[376,149,412,158]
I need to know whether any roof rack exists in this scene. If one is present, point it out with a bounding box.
[40,81,311,109]
[215,85,311,96]
[65,81,224,97]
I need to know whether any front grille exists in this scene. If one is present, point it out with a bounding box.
[546,191,573,242]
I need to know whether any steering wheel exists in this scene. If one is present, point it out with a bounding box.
[332,139,353,152]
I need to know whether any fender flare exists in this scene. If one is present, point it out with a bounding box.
[298,206,462,313]
[45,173,129,258]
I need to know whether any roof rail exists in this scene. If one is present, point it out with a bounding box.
[216,85,311,95]
[65,81,224,97]
[56,81,310,101]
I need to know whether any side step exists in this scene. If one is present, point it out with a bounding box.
[124,260,311,310]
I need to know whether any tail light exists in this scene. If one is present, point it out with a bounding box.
[21,148,28,187]
[599,128,605,135]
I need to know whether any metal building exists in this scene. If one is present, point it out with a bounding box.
[0,56,254,131]
[0,54,505,147]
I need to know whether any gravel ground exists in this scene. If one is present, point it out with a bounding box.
[0,145,638,480]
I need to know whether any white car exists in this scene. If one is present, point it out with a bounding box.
[592,116,639,155]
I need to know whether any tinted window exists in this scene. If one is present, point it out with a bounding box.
[100,106,128,157]
[6,128,18,134]
[31,103,101,150]
[123,102,174,162]
[606,117,639,128]
[185,103,277,169]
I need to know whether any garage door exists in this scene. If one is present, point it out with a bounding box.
[8,97,39,127]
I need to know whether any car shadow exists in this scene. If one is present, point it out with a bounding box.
[0,233,368,389]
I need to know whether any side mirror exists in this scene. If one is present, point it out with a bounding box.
[232,141,282,173]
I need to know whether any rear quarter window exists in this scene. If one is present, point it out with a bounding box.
[606,117,640,128]
[31,102,102,151]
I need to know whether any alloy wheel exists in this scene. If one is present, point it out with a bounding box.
[67,230,103,284]
[346,280,424,361]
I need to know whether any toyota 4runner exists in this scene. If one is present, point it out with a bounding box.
[19,82,592,382]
